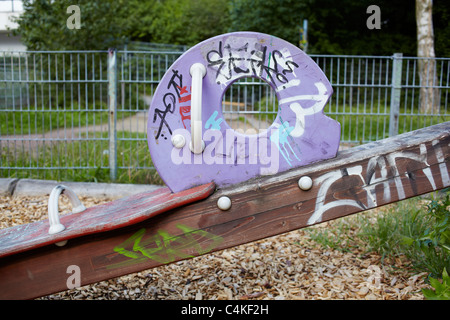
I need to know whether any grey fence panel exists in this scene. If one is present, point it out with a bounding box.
[399,57,450,132]
[311,55,395,144]
[1,50,449,184]
[0,51,112,182]
[114,50,182,183]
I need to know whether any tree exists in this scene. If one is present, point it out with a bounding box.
[12,0,130,51]
[182,0,231,45]
[433,0,450,57]
[416,0,439,114]
[10,0,450,57]
[128,0,231,46]
[228,0,419,55]
[229,0,307,48]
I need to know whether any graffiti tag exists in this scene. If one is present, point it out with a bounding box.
[153,93,176,140]
[206,40,299,87]
[111,224,223,266]
[153,70,193,139]
[308,140,450,225]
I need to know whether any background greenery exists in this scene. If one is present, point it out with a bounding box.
[10,0,450,56]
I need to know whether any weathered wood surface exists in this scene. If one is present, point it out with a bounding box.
[0,122,449,300]
[0,183,215,258]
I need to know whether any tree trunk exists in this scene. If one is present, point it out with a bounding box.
[416,0,439,114]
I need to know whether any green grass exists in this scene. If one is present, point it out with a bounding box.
[0,131,163,185]
[0,102,108,136]
[305,218,361,253]
[255,98,450,144]
[0,107,137,137]
[306,194,450,279]
[358,197,432,261]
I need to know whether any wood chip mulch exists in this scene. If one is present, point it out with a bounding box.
[0,194,433,300]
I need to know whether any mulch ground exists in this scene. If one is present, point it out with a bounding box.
[0,194,432,300]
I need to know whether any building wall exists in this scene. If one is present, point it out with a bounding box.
[0,3,26,51]
[0,32,25,51]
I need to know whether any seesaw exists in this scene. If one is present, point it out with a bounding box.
[0,32,448,299]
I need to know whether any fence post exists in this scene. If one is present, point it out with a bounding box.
[389,53,403,137]
[108,49,118,181]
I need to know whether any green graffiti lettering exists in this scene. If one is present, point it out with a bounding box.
[137,229,194,264]
[176,224,223,255]
[111,224,223,267]
[113,228,146,259]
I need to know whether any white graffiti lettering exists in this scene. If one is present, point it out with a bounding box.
[307,143,449,225]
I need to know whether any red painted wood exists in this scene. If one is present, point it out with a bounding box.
[0,183,215,258]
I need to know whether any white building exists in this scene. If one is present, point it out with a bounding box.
[0,0,26,51]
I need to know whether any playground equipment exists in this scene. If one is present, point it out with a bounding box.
[0,32,449,299]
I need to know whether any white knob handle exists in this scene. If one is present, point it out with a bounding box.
[217,196,232,211]
[189,63,206,154]
[298,176,313,191]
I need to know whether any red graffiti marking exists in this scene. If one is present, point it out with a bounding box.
[180,105,191,129]
[177,85,191,103]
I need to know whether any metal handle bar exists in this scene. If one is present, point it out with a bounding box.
[48,185,86,235]
[189,63,206,154]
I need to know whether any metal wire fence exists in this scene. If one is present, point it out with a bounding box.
[1,49,449,184]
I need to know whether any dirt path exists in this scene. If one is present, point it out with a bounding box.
[2,112,148,141]
[1,111,270,154]
[0,112,148,157]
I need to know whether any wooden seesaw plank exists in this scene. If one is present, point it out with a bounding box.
[0,122,449,299]
[0,183,216,258]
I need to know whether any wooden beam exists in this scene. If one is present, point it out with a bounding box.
[0,122,449,299]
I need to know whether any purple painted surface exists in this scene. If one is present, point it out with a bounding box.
[148,32,340,192]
